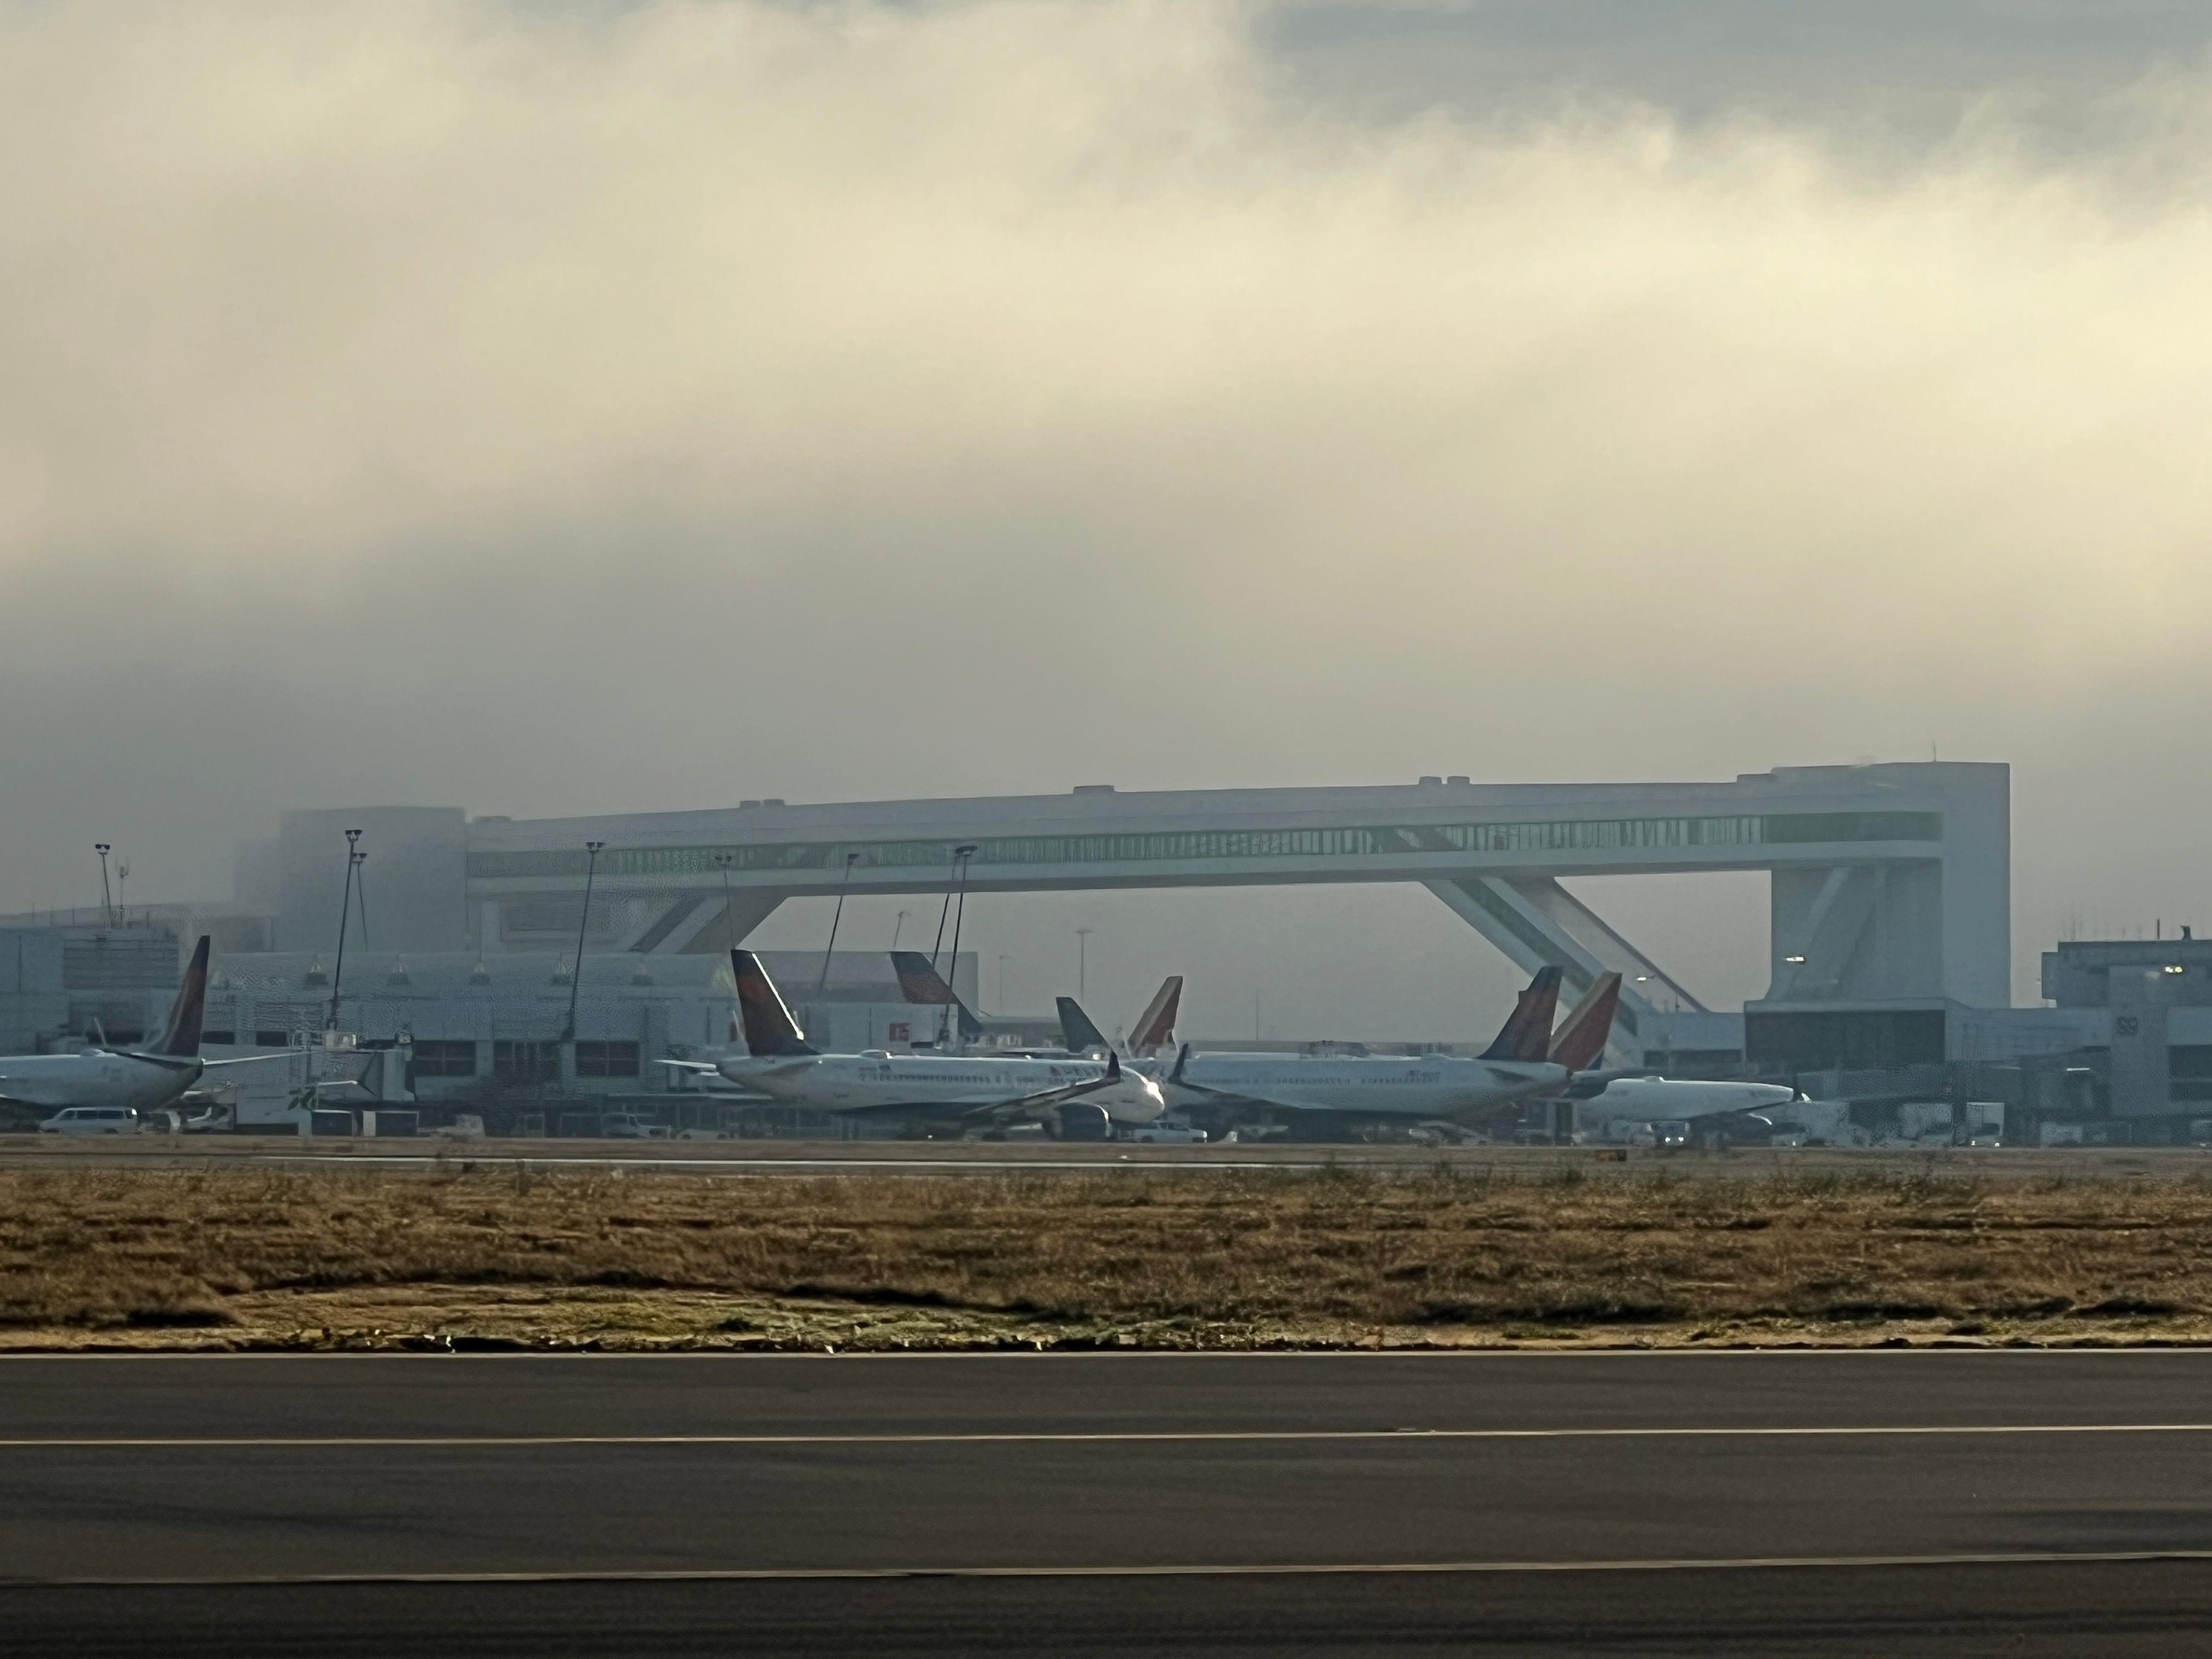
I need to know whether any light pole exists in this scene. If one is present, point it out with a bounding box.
[817,851,862,996]
[94,844,112,927]
[939,846,979,1045]
[715,853,736,952]
[928,847,972,973]
[328,829,363,1031]
[1076,928,1094,1000]
[564,840,605,1044]
[890,910,911,952]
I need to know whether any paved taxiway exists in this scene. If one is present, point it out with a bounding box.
[13,1133,2212,1181]
[10,1351,2212,1653]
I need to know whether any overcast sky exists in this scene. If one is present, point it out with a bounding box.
[4,1,2211,1037]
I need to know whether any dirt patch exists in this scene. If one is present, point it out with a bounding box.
[8,1163,2212,1351]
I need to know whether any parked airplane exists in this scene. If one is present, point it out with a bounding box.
[0,938,287,1120]
[1542,971,1801,1132]
[1056,976,1183,1059]
[668,951,1167,1136]
[1153,968,1571,1129]
[1568,1073,1802,1133]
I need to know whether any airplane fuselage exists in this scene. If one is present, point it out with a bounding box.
[0,1051,201,1114]
[1159,1053,1569,1119]
[716,1052,1166,1124]
[1580,1077,1799,1124]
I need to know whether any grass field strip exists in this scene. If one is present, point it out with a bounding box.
[0,1156,1316,1176]
[9,1422,2212,1448]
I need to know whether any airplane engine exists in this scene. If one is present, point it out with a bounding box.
[1054,1102,1113,1142]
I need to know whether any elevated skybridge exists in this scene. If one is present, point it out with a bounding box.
[465,763,2009,1058]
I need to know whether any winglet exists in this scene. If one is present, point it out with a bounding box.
[1548,972,1623,1073]
[1104,1049,1120,1081]
[148,936,212,1059]
[1127,976,1183,1058]
[1057,996,1111,1055]
[1479,966,1564,1062]
[1170,1041,1191,1084]
[730,950,819,1057]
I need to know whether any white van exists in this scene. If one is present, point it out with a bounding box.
[1124,1122,1207,1145]
[38,1106,140,1136]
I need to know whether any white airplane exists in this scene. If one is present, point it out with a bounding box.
[666,950,1168,1136]
[1541,973,1802,1135]
[0,938,287,1120]
[1149,967,1572,1128]
[1568,1074,1803,1133]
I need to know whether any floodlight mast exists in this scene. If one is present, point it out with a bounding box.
[938,845,979,1046]
[563,841,606,1045]
[327,830,364,1031]
[817,851,862,997]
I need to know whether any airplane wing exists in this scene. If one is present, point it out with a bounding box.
[653,1058,723,1075]
[1156,1045,1342,1116]
[956,1053,1130,1127]
[198,1052,303,1069]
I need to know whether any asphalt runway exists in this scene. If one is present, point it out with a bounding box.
[9,1351,2212,1654]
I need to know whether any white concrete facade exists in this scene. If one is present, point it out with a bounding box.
[462,762,2011,1059]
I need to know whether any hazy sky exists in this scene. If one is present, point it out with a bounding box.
[5,1,2211,1036]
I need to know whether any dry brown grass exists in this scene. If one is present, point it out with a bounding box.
[7,1162,2212,1350]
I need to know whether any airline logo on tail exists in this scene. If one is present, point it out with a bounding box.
[729,950,819,1058]
[1547,972,1623,1074]
[1127,976,1182,1058]
[889,951,984,1041]
[1479,966,1564,1062]
[148,936,212,1059]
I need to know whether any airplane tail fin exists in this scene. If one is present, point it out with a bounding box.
[1057,996,1111,1054]
[730,950,818,1057]
[1127,975,1183,1058]
[1479,966,1564,1062]
[890,950,985,1041]
[148,936,212,1058]
[1547,972,1623,1074]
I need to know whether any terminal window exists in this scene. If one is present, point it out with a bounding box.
[574,1041,641,1078]
[493,1041,562,1082]
[470,810,1946,882]
[410,1040,478,1078]
[1745,1009,1946,1072]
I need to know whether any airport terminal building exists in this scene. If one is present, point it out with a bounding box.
[19,757,2211,1138]
[210,763,2011,1066]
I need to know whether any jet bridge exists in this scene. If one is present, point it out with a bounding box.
[462,763,2008,1063]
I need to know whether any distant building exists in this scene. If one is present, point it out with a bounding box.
[0,926,181,1052]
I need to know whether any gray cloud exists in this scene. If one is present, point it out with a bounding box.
[4,1,2211,1028]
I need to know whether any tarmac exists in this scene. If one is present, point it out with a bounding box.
[7,1132,2212,1179]
[9,1350,2212,1652]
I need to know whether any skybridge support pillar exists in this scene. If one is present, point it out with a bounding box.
[635,893,784,955]
[1426,876,1705,1067]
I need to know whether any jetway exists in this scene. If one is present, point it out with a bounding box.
[460,763,2010,1060]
